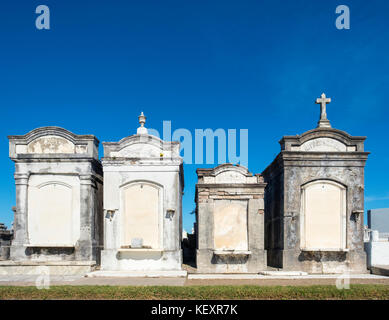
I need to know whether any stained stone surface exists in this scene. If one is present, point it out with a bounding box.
[262,98,369,274]
[6,127,103,270]
[0,223,12,261]
[195,164,267,273]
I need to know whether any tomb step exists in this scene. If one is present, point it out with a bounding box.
[258,271,308,276]
[0,260,96,276]
[85,270,188,278]
[370,265,389,277]
[188,273,388,280]
[188,274,266,280]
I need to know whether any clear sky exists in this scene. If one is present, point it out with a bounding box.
[1,0,388,232]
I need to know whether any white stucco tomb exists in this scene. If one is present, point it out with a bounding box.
[365,209,389,269]
[99,113,185,274]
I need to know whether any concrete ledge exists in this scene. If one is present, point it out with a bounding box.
[86,270,188,278]
[300,248,349,252]
[189,274,263,280]
[23,244,76,248]
[0,260,95,276]
[0,260,95,266]
[213,250,252,256]
[118,249,163,253]
[370,265,389,277]
[188,273,388,280]
[258,271,308,276]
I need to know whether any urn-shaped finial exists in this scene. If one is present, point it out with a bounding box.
[137,112,148,134]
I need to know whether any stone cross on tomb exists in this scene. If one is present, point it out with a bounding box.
[315,93,332,128]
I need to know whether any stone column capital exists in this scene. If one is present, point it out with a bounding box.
[14,173,29,185]
[79,174,97,187]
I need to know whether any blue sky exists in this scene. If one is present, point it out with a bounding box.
[0,0,388,232]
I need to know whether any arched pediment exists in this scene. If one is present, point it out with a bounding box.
[280,127,366,152]
[8,126,99,158]
[103,134,180,159]
[299,137,347,152]
[213,164,250,183]
[197,164,261,184]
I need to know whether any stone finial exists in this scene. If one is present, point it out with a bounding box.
[315,93,332,128]
[137,112,148,134]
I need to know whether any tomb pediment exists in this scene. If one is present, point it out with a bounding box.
[112,142,164,158]
[8,127,99,159]
[280,128,365,152]
[298,137,347,152]
[197,164,260,184]
[103,134,180,159]
[27,135,75,154]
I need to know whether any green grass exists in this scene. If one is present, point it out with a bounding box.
[0,285,389,300]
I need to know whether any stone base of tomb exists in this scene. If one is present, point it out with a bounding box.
[196,249,267,273]
[369,265,389,277]
[9,244,102,266]
[268,249,369,274]
[0,260,96,276]
[85,270,187,278]
[100,249,183,272]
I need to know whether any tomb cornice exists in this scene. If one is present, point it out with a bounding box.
[10,154,98,161]
[279,150,369,163]
[8,127,100,160]
[196,183,267,189]
[101,157,183,166]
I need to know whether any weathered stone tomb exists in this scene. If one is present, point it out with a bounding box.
[195,164,267,273]
[262,94,369,274]
[3,127,103,275]
[100,113,185,272]
[0,222,12,261]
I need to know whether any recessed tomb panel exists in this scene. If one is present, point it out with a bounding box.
[213,200,248,251]
[27,174,80,246]
[301,180,346,250]
[122,183,161,249]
